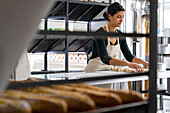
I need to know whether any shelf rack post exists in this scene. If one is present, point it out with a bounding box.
[65,1,69,72]
[148,0,158,113]
[44,19,48,71]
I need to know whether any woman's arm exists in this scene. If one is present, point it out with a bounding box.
[119,39,148,69]
[132,57,149,69]
[109,58,144,72]
[120,39,135,62]
[93,28,112,65]
[95,38,112,64]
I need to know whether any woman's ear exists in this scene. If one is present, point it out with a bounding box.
[108,14,112,21]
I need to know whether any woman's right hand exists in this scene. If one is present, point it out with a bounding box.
[127,62,144,72]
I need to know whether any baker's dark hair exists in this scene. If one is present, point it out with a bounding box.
[103,2,125,21]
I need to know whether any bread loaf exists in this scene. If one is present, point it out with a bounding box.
[2,90,68,113]
[67,83,144,103]
[0,98,31,113]
[66,83,109,91]
[22,86,95,111]
[111,89,144,103]
[50,84,122,107]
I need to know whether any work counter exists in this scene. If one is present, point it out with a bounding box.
[30,71,170,90]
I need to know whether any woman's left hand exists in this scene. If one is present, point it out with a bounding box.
[132,57,149,69]
[142,61,149,69]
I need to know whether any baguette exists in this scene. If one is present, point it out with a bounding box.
[2,90,67,113]
[0,98,31,113]
[22,86,95,111]
[66,83,109,91]
[50,84,122,107]
[111,89,144,103]
[67,83,144,103]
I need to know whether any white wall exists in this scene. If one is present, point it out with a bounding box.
[158,2,170,36]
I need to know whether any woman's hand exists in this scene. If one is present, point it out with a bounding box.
[142,61,149,69]
[127,62,144,72]
[132,57,149,69]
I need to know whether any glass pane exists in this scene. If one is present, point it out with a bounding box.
[48,53,65,71]
[69,52,87,71]
[27,53,44,71]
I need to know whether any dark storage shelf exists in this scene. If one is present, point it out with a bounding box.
[28,0,109,53]
[37,30,149,37]
[28,35,92,53]
[48,0,108,21]
[29,0,149,54]
[28,31,149,53]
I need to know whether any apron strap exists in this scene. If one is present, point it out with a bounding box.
[106,24,111,51]
[106,24,119,45]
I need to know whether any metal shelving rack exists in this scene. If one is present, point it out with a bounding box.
[148,0,157,112]
[8,72,149,112]
[10,0,158,112]
[28,0,110,74]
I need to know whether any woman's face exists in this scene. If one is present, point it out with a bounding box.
[108,11,125,27]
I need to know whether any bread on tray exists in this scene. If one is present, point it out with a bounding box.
[22,86,95,111]
[2,90,68,113]
[111,89,144,103]
[0,98,31,113]
[66,83,145,103]
[49,84,123,107]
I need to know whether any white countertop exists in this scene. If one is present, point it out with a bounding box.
[32,71,141,78]
[31,71,170,85]
[30,71,170,90]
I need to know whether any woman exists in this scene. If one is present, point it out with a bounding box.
[85,2,148,72]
